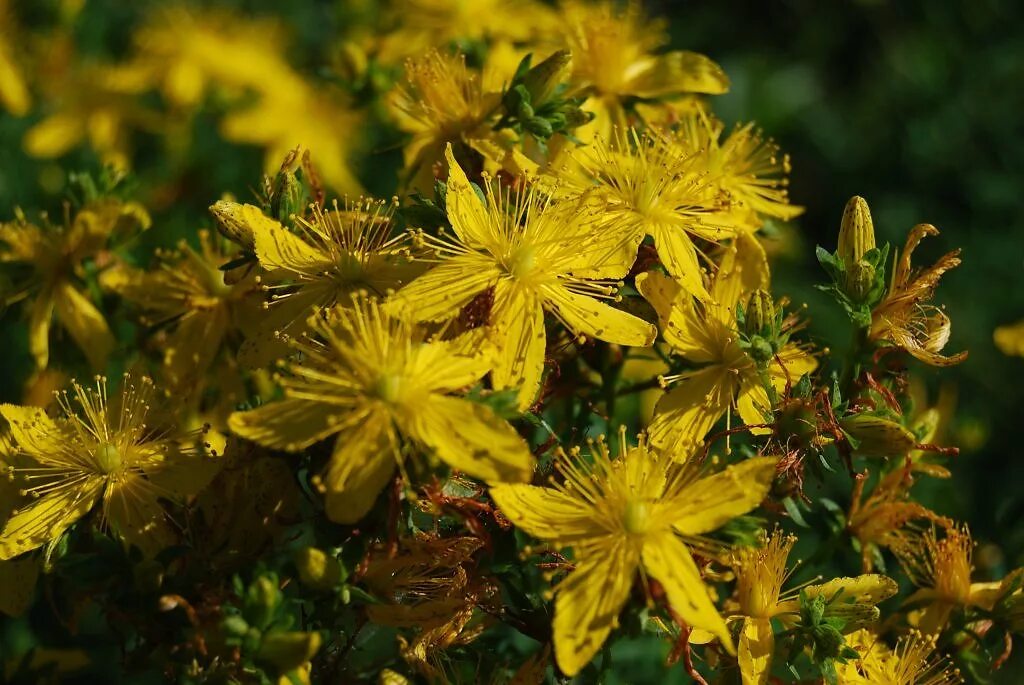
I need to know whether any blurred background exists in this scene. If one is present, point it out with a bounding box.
[1,0,1023,680]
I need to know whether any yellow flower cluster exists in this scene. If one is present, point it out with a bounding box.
[0,2,1019,683]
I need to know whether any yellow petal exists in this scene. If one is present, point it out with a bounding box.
[666,457,776,535]
[407,337,492,394]
[0,477,105,560]
[641,532,733,653]
[164,308,229,388]
[228,398,341,452]
[400,394,533,483]
[802,574,899,606]
[23,114,85,158]
[736,377,772,436]
[27,291,55,370]
[1,404,71,458]
[490,484,599,543]
[553,541,639,676]
[444,143,497,249]
[490,282,546,411]
[994,320,1024,357]
[53,282,115,372]
[649,224,710,300]
[384,256,501,323]
[104,476,177,558]
[767,344,818,390]
[544,283,656,347]
[647,365,734,455]
[0,557,40,616]
[322,410,397,524]
[628,51,730,98]
[0,46,30,116]
[252,214,328,274]
[635,271,718,363]
[711,232,769,318]
[738,617,774,685]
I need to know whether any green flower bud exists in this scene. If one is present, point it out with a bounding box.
[222,615,250,638]
[244,575,282,630]
[257,631,323,672]
[837,196,876,265]
[745,289,775,336]
[524,116,554,139]
[520,50,572,106]
[294,546,343,591]
[846,259,876,303]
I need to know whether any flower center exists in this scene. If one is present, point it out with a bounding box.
[374,373,404,404]
[508,246,538,279]
[623,499,651,535]
[94,442,123,475]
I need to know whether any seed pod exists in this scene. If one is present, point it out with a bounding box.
[257,631,322,671]
[294,546,343,591]
[840,414,917,457]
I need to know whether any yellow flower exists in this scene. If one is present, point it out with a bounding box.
[490,430,776,676]
[870,224,966,367]
[994,319,1024,356]
[374,0,558,64]
[673,107,803,230]
[894,525,999,634]
[0,435,40,617]
[228,199,418,367]
[838,629,962,685]
[636,233,816,453]
[0,375,205,560]
[387,50,503,192]
[101,229,260,388]
[221,82,364,195]
[386,144,656,410]
[728,531,897,685]
[1,199,150,371]
[559,0,728,138]
[228,295,534,524]
[546,127,735,299]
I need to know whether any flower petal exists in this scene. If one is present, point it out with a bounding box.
[53,282,115,372]
[401,394,533,483]
[228,398,341,452]
[0,477,105,561]
[553,541,639,676]
[491,282,546,410]
[104,476,177,558]
[490,484,599,543]
[385,256,501,323]
[648,365,734,455]
[1,404,71,460]
[27,290,55,370]
[444,143,496,249]
[641,532,733,653]
[544,283,656,347]
[711,232,769,319]
[628,51,730,98]
[649,224,710,300]
[635,270,718,363]
[322,410,397,524]
[738,617,774,685]
[666,457,776,535]
[252,214,328,274]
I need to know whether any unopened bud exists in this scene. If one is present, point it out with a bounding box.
[840,414,917,457]
[209,200,258,251]
[838,196,876,265]
[257,631,322,672]
[521,50,572,106]
[379,669,412,685]
[745,289,775,335]
[244,574,282,630]
[294,546,344,591]
[222,615,250,638]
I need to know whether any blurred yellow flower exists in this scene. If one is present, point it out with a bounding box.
[994,319,1024,356]
[1,199,150,371]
